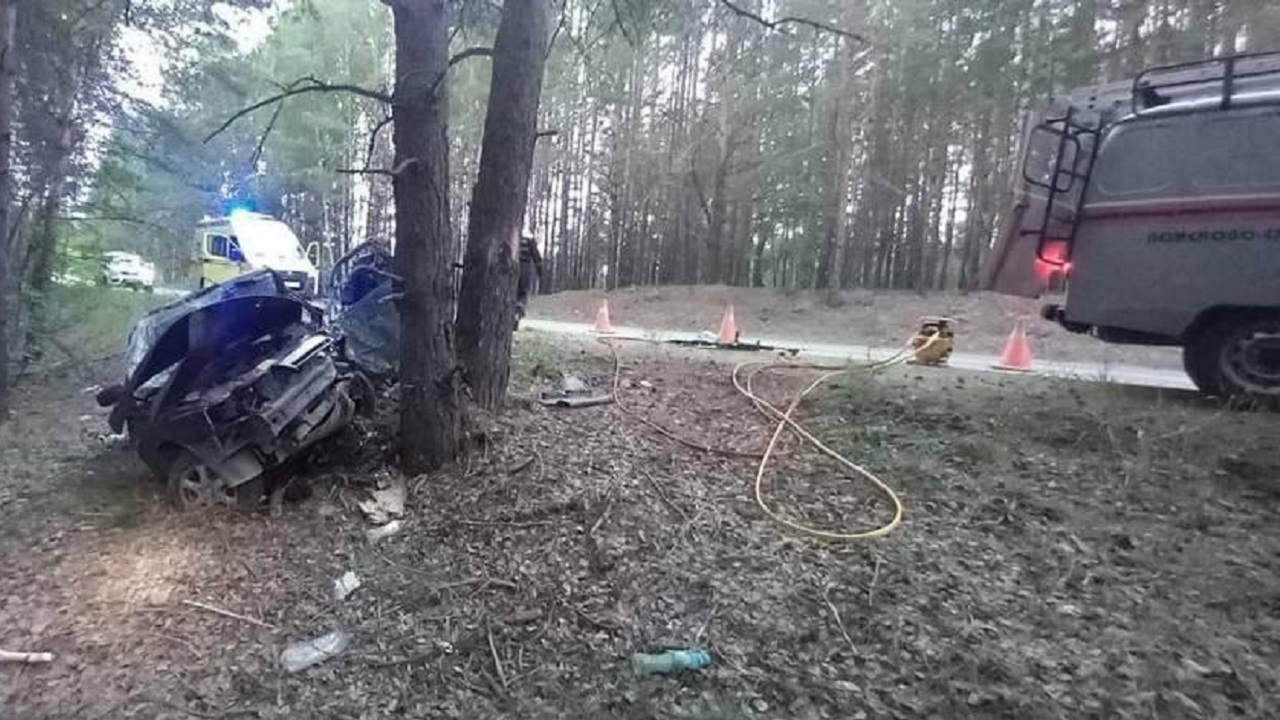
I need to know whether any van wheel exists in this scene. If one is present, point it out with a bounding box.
[1196,314,1280,400]
[1181,342,1219,396]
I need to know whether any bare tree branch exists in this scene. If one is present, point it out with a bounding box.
[547,0,569,59]
[362,114,394,170]
[248,98,286,169]
[335,157,420,178]
[203,76,392,144]
[609,0,634,47]
[423,47,495,100]
[717,0,868,43]
[689,165,715,227]
[450,46,493,68]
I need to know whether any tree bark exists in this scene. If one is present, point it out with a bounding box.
[389,0,460,474]
[455,0,548,409]
[0,0,15,422]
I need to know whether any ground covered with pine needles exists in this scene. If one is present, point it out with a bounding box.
[1,333,1277,719]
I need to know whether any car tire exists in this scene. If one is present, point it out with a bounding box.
[1194,313,1280,401]
[166,451,234,511]
[1181,340,1219,396]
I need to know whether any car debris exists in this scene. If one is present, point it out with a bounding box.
[538,372,613,409]
[324,242,401,377]
[333,571,362,601]
[356,474,407,525]
[366,519,404,543]
[281,629,350,673]
[0,649,54,664]
[95,270,374,511]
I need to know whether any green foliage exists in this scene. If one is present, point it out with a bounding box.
[72,0,392,280]
[62,0,1280,293]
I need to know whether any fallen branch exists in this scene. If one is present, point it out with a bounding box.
[430,576,520,593]
[486,618,509,689]
[0,649,53,663]
[718,0,868,43]
[181,599,276,630]
[821,586,859,657]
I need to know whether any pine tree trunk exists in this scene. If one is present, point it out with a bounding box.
[455,0,548,409]
[0,0,15,422]
[390,0,460,474]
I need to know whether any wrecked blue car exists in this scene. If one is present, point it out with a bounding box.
[96,270,372,510]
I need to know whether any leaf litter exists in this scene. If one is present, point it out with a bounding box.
[0,337,1277,719]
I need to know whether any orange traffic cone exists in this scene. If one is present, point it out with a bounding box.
[717,305,739,345]
[993,319,1033,372]
[593,299,616,334]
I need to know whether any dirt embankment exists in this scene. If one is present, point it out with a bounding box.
[533,285,1184,369]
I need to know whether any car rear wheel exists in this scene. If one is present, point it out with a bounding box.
[1194,314,1280,401]
[166,452,235,511]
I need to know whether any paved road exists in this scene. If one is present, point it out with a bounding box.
[522,317,1197,392]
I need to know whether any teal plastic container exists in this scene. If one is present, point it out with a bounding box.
[630,649,711,676]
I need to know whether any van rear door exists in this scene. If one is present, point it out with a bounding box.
[982,115,1093,297]
[983,191,1054,297]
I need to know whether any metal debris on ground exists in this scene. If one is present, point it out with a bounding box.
[366,519,404,542]
[280,630,350,673]
[560,374,589,394]
[333,571,362,601]
[0,650,54,664]
[664,335,799,354]
[538,371,614,409]
[357,473,407,524]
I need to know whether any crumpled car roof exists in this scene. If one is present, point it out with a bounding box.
[120,270,317,391]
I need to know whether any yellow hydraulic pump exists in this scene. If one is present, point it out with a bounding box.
[910,317,955,366]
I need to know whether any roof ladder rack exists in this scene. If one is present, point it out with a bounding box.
[1133,51,1280,114]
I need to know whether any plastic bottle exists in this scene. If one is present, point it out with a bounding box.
[280,630,350,673]
[630,649,711,676]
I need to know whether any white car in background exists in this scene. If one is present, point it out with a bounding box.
[100,251,157,292]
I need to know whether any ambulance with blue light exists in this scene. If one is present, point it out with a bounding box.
[193,210,319,294]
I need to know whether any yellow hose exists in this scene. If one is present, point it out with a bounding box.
[731,352,910,540]
[605,333,934,541]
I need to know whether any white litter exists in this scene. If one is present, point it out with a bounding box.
[333,571,362,601]
[280,630,349,673]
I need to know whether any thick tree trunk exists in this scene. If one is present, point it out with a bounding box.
[455,0,548,409]
[390,0,460,474]
[0,0,15,422]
